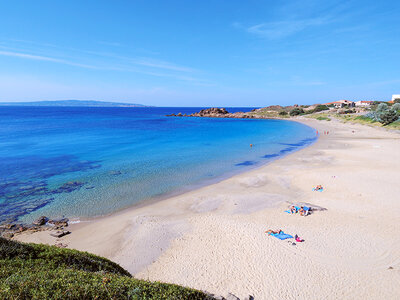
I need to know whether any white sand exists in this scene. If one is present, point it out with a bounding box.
[15,118,400,299]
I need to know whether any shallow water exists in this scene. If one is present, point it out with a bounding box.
[0,106,316,223]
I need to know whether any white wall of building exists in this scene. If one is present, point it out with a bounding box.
[392,95,400,101]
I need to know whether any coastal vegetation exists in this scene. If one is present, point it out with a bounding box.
[167,103,400,129]
[0,237,212,300]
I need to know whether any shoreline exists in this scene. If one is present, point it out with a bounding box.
[13,117,318,226]
[14,117,400,299]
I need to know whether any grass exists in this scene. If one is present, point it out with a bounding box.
[0,237,213,300]
[336,114,400,130]
[304,113,331,121]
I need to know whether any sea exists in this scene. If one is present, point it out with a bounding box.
[0,106,317,224]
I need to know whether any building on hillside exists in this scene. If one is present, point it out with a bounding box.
[324,99,355,108]
[390,95,400,103]
[355,100,373,107]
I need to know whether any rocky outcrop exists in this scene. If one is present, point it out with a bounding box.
[33,216,48,226]
[167,108,255,119]
[50,230,71,238]
[0,216,70,239]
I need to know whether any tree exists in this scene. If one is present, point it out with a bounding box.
[289,108,304,116]
[379,109,398,125]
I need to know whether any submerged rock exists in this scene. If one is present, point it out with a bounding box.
[53,181,84,193]
[109,170,122,176]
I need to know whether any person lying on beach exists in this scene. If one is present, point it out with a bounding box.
[265,229,283,236]
[295,234,304,242]
[299,206,306,216]
[314,185,323,191]
[290,205,297,214]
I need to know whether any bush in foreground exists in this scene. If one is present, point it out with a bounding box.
[0,238,212,300]
[379,109,399,125]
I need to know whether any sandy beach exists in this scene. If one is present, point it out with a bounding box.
[15,118,400,299]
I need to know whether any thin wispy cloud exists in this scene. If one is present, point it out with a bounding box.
[0,40,205,83]
[81,49,196,72]
[0,50,100,69]
[236,16,331,39]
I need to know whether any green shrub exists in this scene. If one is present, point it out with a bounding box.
[279,111,288,116]
[392,103,400,111]
[289,108,304,116]
[316,116,331,121]
[313,105,329,113]
[376,103,388,112]
[379,109,399,125]
[0,238,212,300]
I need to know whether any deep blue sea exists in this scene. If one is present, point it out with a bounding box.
[0,106,317,223]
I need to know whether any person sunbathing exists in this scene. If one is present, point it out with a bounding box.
[299,206,306,216]
[290,205,297,214]
[315,185,323,190]
[295,234,304,242]
[265,229,283,235]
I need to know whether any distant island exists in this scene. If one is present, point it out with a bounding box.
[0,100,151,107]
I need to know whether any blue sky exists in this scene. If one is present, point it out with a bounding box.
[0,0,399,107]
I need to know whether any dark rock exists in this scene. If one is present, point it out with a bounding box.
[50,230,70,238]
[1,232,14,239]
[48,218,69,227]
[53,181,84,193]
[109,170,122,176]
[33,216,48,226]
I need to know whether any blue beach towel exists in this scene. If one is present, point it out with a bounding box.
[271,232,293,240]
[285,208,297,214]
[312,188,324,192]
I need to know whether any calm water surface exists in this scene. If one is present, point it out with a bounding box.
[0,106,316,223]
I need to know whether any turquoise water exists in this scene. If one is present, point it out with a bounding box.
[0,107,316,223]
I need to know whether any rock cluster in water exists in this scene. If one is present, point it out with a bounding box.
[166,107,255,118]
[0,216,70,240]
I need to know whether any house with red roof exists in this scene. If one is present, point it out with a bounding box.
[324,99,355,108]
